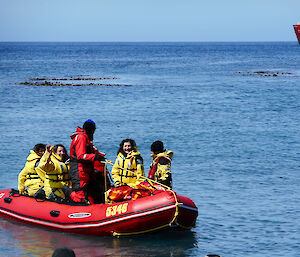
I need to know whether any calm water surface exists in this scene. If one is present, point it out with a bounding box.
[0,42,299,256]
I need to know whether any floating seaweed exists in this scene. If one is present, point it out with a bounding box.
[18,81,129,87]
[18,76,130,87]
[29,77,119,81]
[236,71,294,77]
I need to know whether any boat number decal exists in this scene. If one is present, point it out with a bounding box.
[106,203,128,217]
[68,213,91,218]
[0,193,5,199]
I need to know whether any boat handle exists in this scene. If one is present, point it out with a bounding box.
[50,210,60,217]
[4,198,12,204]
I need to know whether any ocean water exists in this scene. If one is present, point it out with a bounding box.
[0,42,299,257]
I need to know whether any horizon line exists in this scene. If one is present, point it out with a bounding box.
[0,40,297,43]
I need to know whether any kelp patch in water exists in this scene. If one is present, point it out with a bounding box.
[236,71,294,77]
[18,77,130,87]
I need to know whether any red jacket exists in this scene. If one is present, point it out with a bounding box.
[69,127,105,191]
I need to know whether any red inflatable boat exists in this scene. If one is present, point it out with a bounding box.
[0,188,197,236]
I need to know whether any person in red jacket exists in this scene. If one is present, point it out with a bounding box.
[68,119,105,204]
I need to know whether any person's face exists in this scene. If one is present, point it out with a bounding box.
[123,142,132,154]
[151,151,156,159]
[37,148,45,157]
[55,146,65,159]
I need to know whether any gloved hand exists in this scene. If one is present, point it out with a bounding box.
[19,187,25,195]
[94,154,106,162]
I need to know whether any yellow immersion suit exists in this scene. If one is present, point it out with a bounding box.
[18,150,43,196]
[111,150,145,187]
[37,150,71,199]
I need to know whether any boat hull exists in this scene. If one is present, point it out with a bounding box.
[0,189,198,236]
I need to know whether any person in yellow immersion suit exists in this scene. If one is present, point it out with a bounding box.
[18,144,46,196]
[37,144,71,201]
[148,140,173,189]
[111,139,145,187]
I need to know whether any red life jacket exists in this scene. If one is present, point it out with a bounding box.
[148,155,171,179]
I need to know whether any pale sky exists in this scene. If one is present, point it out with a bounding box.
[0,0,299,42]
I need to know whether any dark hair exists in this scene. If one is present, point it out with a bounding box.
[53,144,68,161]
[52,247,76,257]
[33,144,46,153]
[117,138,137,155]
[151,140,164,154]
[83,120,96,132]
[83,120,96,141]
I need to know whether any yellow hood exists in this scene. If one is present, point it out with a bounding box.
[26,150,41,162]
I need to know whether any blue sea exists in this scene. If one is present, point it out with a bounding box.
[0,42,299,257]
